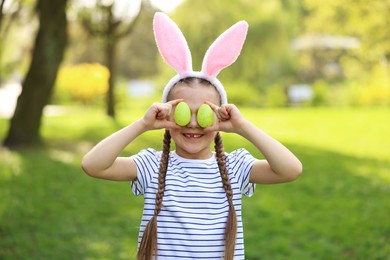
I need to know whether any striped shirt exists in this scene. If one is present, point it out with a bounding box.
[131,148,256,259]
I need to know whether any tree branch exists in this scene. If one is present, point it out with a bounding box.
[115,0,146,39]
[0,0,6,27]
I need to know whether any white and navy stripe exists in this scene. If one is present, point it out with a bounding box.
[131,148,256,259]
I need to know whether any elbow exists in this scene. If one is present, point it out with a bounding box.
[279,159,302,183]
[81,156,109,179]
[288,160,303,181]
[270,160,302,183]
[81,157,97,178]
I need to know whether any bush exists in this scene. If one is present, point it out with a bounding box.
[265,84,287,107]
[224,81,263,107]
[55,63,109,105]
[348,64,390,106]
[311,80,329,106]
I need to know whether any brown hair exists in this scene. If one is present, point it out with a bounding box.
[137,130,171,260]
[137,78,237,260]
[214,132,237,259]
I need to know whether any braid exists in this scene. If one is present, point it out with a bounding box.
[155,130,171,216]
[138,130,171,260]
[214,132,237,260]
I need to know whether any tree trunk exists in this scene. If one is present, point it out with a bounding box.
[104,5,117,118]
[105,39,117,118]
[3,0,68,148]
[0,0,5,27]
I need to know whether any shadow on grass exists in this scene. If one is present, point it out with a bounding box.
[242,143,390,260]
[0,148,143,259]
[0,140,389,259]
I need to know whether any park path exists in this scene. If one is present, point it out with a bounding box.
[0,82,67,118]
[0,82,21,118]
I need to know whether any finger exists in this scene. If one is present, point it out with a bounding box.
[164,121,181,130]
[155,104,169,119]
[159,101,179,119]
[219,105,228,115]
[219,105,231,120]
[167,99,184,107]
[203,124,219,133]
[156,110,167,120]
[204,101,226,121]
[215,107,230,121]
[205,101,220,112]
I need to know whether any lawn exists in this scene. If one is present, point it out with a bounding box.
[0,105,389,259]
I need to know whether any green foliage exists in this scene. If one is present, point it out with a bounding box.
[313,62,390,107]
[311,80,329,106]
[302,0,390,107]
[303,0,390,66]
[170,0,300,94]
[348,63,390,106]
[0,0,37,79]
[224,81,262,106]
[116,6,159,79]
[3,0,389,108]
[264,84,288,107]
[54,63,109,105]
[1,106,390,259]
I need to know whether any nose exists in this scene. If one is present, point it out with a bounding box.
[187,113,199,128]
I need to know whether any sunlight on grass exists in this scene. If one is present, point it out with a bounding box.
[347,158,390,183]
[85,240,111,256]
[242,107,390,161]
[49,149,76,164]
[0,148,22,180]
[242,107,390,185]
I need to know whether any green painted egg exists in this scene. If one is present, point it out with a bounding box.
[197,104,214,128]
[174,102,191,126]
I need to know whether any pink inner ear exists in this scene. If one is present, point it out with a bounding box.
[202,21,248,77]
[153,12,192,74]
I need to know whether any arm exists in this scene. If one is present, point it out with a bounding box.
[206,103,302,184]
[81,100,181,181]
[237,119,302,184]
[82,119,145,181]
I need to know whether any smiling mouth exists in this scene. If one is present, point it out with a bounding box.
[183,133,203,139]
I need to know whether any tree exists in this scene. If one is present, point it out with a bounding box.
[0,0,5,27]
[168,0,302,92]
[0,0,35,80]
[78,0,147,118]
[301,0,390,77]
[116,7,159,79]
[3,0,68,148]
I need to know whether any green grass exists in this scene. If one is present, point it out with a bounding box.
[0,106,389,259]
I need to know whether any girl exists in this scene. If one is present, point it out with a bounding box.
[82,13,302,260]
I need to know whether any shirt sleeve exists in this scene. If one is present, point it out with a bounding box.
[130,148,161,196]
[227,148,257,197]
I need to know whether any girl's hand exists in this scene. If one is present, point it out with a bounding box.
[205,102,246,134]
[142,99,183,130]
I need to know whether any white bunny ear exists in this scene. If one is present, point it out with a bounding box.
[153,12,192,75]
[202,21,248,77]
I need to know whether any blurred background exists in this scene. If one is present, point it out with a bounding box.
[0,0,389,259]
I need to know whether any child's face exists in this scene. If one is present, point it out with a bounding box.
[168,83,220,159]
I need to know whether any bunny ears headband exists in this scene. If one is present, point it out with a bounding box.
[153,12,248,104]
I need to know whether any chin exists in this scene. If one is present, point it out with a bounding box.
[176,146,212,159]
